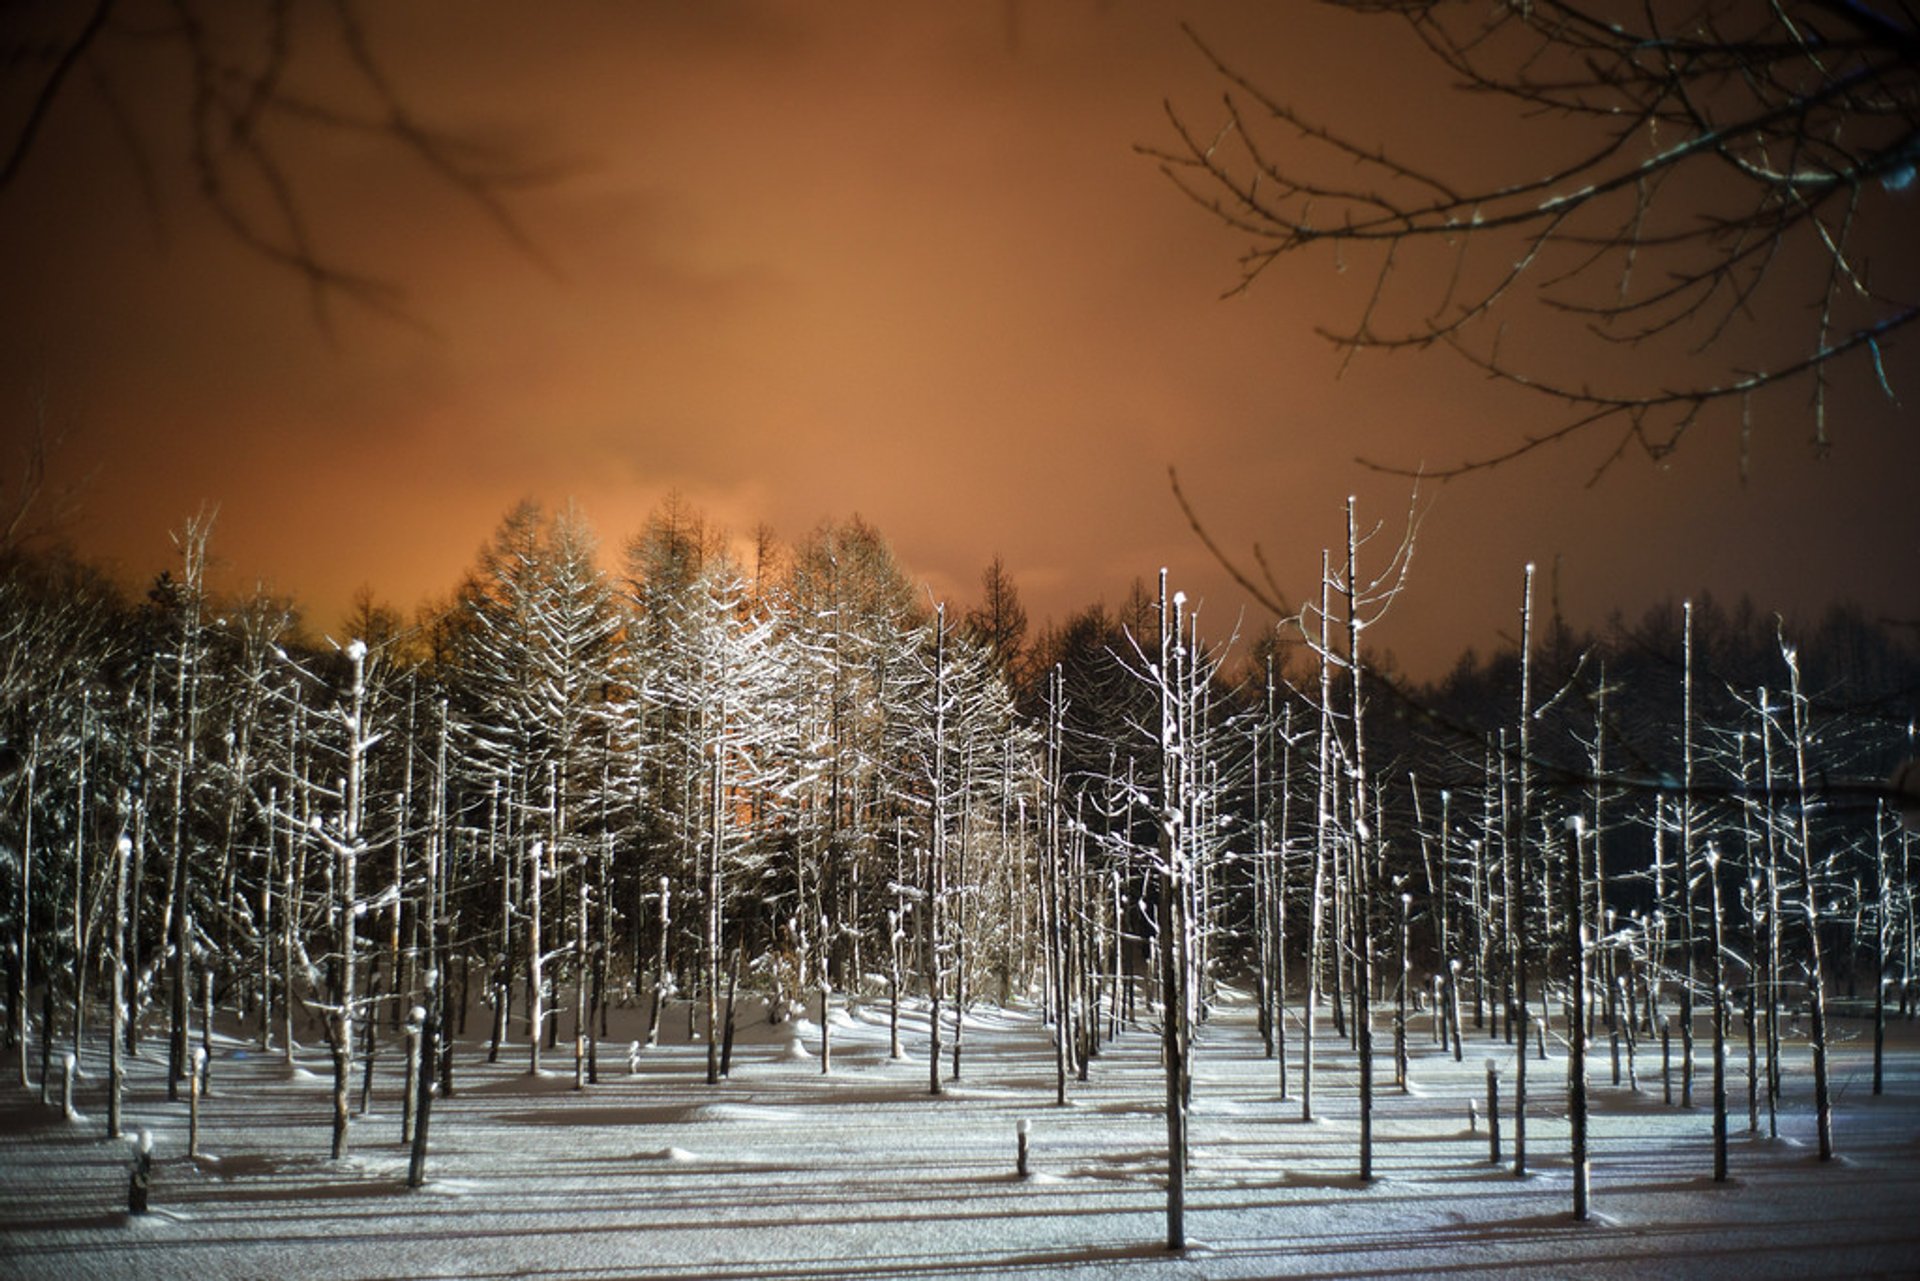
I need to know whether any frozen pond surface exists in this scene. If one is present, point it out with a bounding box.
[5,995,1918,1279]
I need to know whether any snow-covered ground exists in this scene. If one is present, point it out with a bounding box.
[4,995,1918,1279]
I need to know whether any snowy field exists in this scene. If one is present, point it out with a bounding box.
[4,996,1919,1280]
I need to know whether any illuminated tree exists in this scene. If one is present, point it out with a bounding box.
[453,500,618,1075]
[0,545,124,1089]
[781,518,921,1012]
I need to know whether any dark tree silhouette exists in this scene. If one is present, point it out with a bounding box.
[3,0,549,328]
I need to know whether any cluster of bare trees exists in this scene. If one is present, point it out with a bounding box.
[1259,571,1920,1222]
[2,496,1916,1236]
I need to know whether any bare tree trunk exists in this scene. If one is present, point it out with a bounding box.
[332,640,368,1159]
[1345,501,1376,1183]
[721,946,741,1079]
[818,964,832,1076]
[576,853,591,1091]
[1276,702,1294,1096]
[888,891,903,1060]
[1158,572,1188,1253]
[926,605,947,1098]
[1680,602,1698,1110]
[68,704,88,1077]
[282,702,306,1070]
[706,703,725,1088]
[1395,891,1410,1092]
[128,672,157,1061]
[1711,845,1729,1182]
[1782,647,1834,1161]
[108,834,128,1138]
[647,876,669,1049]
[952,745,974,1083]
[1512,565,1534,1179]
[14,742,34,1089]
[528,838,544,1076]
[1873,806,1889,1096]
[259,787,276,1055]
[1569,818,1590,1220]
[1045,669,1068,1106]
[407,1003,436,1189]
[1302,554,1333,1124]
[432,703,453,1097]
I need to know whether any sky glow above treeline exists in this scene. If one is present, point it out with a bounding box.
[3,1,1913,675]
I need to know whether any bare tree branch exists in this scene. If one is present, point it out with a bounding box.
[1146,1,1920,476]
[4,0,557,329]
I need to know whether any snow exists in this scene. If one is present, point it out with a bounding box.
[5,996,1920,1279]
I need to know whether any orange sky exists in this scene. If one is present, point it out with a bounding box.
[3,1,1914,676]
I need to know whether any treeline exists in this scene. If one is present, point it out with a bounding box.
[2,497,1917,1193]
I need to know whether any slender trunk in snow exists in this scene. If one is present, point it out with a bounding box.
[1276,703,1294,1096]
[648,876,669,1049]
[1783,645,1835,1161]
[1158,573,1188,1253]
[1569,818,1590,1220]
[68,704,88,1075]
[331,640,368,1159]
[1710,845,1729,1182]
[528,838,544,1075]
[108,833,129,1138]
[926,605,947,1098]
[721,946,741,1079]
[1680,602,1698,1110]
[15,743,33,1089]
[1302,554,1333,1124]
[407,1002,436,1189]
[1396,892,1410,1092]
[706,715,725,1087]
[1046,668,1068,1106]
[952,745,974,1081]
[1345,500,1375,1183]
[1513,565,1534,1179]
[1873,806,1889,1096]
[576,854,590,1091]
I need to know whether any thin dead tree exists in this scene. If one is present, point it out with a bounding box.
[1512,565,1535,1179]
[1780,636,1836,1161]
[1292,497,1419,1180]
[1155,572,1192,1252]
[164,513,213,1102]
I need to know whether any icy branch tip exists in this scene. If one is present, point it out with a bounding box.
[346,639,367,662]
[1017,1118,1031,1136]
